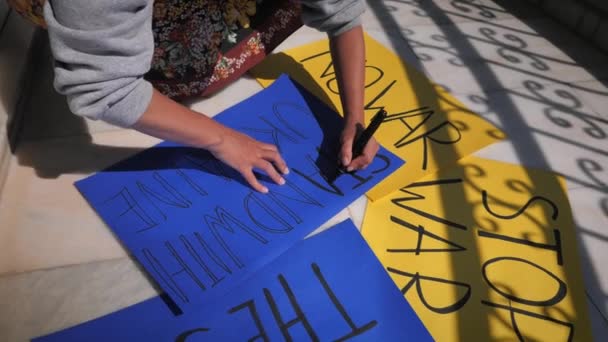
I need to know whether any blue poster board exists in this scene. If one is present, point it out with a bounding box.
[75,75,404,313]
[34,220,432,341]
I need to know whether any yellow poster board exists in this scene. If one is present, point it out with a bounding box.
[362,156,592,341]
[251,33,505,201]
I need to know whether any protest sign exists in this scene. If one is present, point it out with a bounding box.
[75,75,403,313]
[362,156,592,341]
[35,220,433,341]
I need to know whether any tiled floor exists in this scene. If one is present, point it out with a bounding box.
[1,0,607,340]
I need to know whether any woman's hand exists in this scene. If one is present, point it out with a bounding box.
[208,127,289,193]
[339,120,379,172]
[133,88,288,194]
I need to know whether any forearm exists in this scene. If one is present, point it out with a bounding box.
[329,25,365,125]
[330,25,378,170]
[133,88,226,149]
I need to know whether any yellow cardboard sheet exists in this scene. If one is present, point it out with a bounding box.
[251,33,505,201]
[362,156,592,341]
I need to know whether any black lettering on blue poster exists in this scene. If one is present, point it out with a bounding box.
[194,231,233,275]
[239,116,300,152]
[175,327,210,342]
[100,187,157,233]
[228,300,270,342]
[142,248,190,303]
[137,172,192,220]
[183,155,234,183]
[244,192,295,233]
[205,206,268,269]
[174,169,208,197]
[264,274,319,341]
[312,263,378,341]
[370,152,392,175]
[244,178,323,234]
[180,234,224,287]
[272,103,315,140]
[292,154,344,197]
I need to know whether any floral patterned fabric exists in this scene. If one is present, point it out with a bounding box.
[7,0,45,27]
[8,0,303,99]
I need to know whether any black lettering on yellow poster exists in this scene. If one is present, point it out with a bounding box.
[251,33,505,201]
[362,156,592,341]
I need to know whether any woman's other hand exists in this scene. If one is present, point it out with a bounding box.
[133,88,288,193]
[208,127,289,193]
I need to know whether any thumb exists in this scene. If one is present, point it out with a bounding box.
[340,135,354,167]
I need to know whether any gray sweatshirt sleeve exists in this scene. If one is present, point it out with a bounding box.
[43,0,154,128]
[300,0,365,36]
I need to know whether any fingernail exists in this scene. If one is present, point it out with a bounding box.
[261,187,269,194]
[279,177,286,185]
[346,166,354,172]
[342,158,349,166]
[283,167,290,175]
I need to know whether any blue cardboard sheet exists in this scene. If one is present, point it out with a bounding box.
[34,220,432,341]
[75,75,404,313]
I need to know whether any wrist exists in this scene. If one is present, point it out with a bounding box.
[196,119,229,151]
[344,110,364,126]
